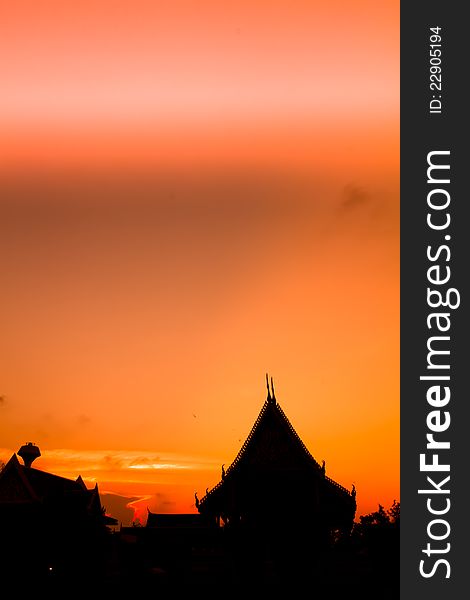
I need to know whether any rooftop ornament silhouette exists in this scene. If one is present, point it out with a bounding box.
[17,442,41,468]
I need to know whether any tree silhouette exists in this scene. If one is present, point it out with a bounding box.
[353,500,399,545]
[349,500,399,595]
[387,499,400,524]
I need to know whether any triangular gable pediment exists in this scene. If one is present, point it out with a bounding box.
[0,455,39,503]
[76,475,88,491]
[227,399,321,474]
[87,483,103,515]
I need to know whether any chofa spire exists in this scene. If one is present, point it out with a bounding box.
[266,373,276,404]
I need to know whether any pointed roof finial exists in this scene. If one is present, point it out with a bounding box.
[270,377,276,402]
[266,373,271,401]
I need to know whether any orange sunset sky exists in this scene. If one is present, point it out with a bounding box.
[0,1,399,525]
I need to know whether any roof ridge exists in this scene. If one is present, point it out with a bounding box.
[27,467,82,486]
[324,473,351,496]
[225,399,271,476]
[275,402,320,467]
[275,404,352,495]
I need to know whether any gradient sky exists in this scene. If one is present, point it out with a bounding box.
[0,1,399,524]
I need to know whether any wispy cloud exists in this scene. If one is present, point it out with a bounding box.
[0,447,220,476]
[128,463,189,470]
[341,184,369,212]
[76,414,92,426]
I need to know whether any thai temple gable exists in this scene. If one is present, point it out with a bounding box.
[0,454,39,504]
[87,483,103,515]
[225,396,323,474]
[0,444,109,524]
[198,377,356,534]
[76,474,88,491]
[0,444,116,579]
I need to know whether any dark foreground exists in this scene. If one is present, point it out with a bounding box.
[1,529,398,599]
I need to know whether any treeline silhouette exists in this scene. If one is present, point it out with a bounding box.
[335,500,400,598]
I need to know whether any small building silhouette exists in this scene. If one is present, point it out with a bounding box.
[141,510,223,581]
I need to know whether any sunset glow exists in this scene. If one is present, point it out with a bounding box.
[0,0,399,525]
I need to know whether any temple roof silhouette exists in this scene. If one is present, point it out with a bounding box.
[0,444,117,581]
[0,445,116,525]
[221,381,324,475]
[198,376,355,532]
